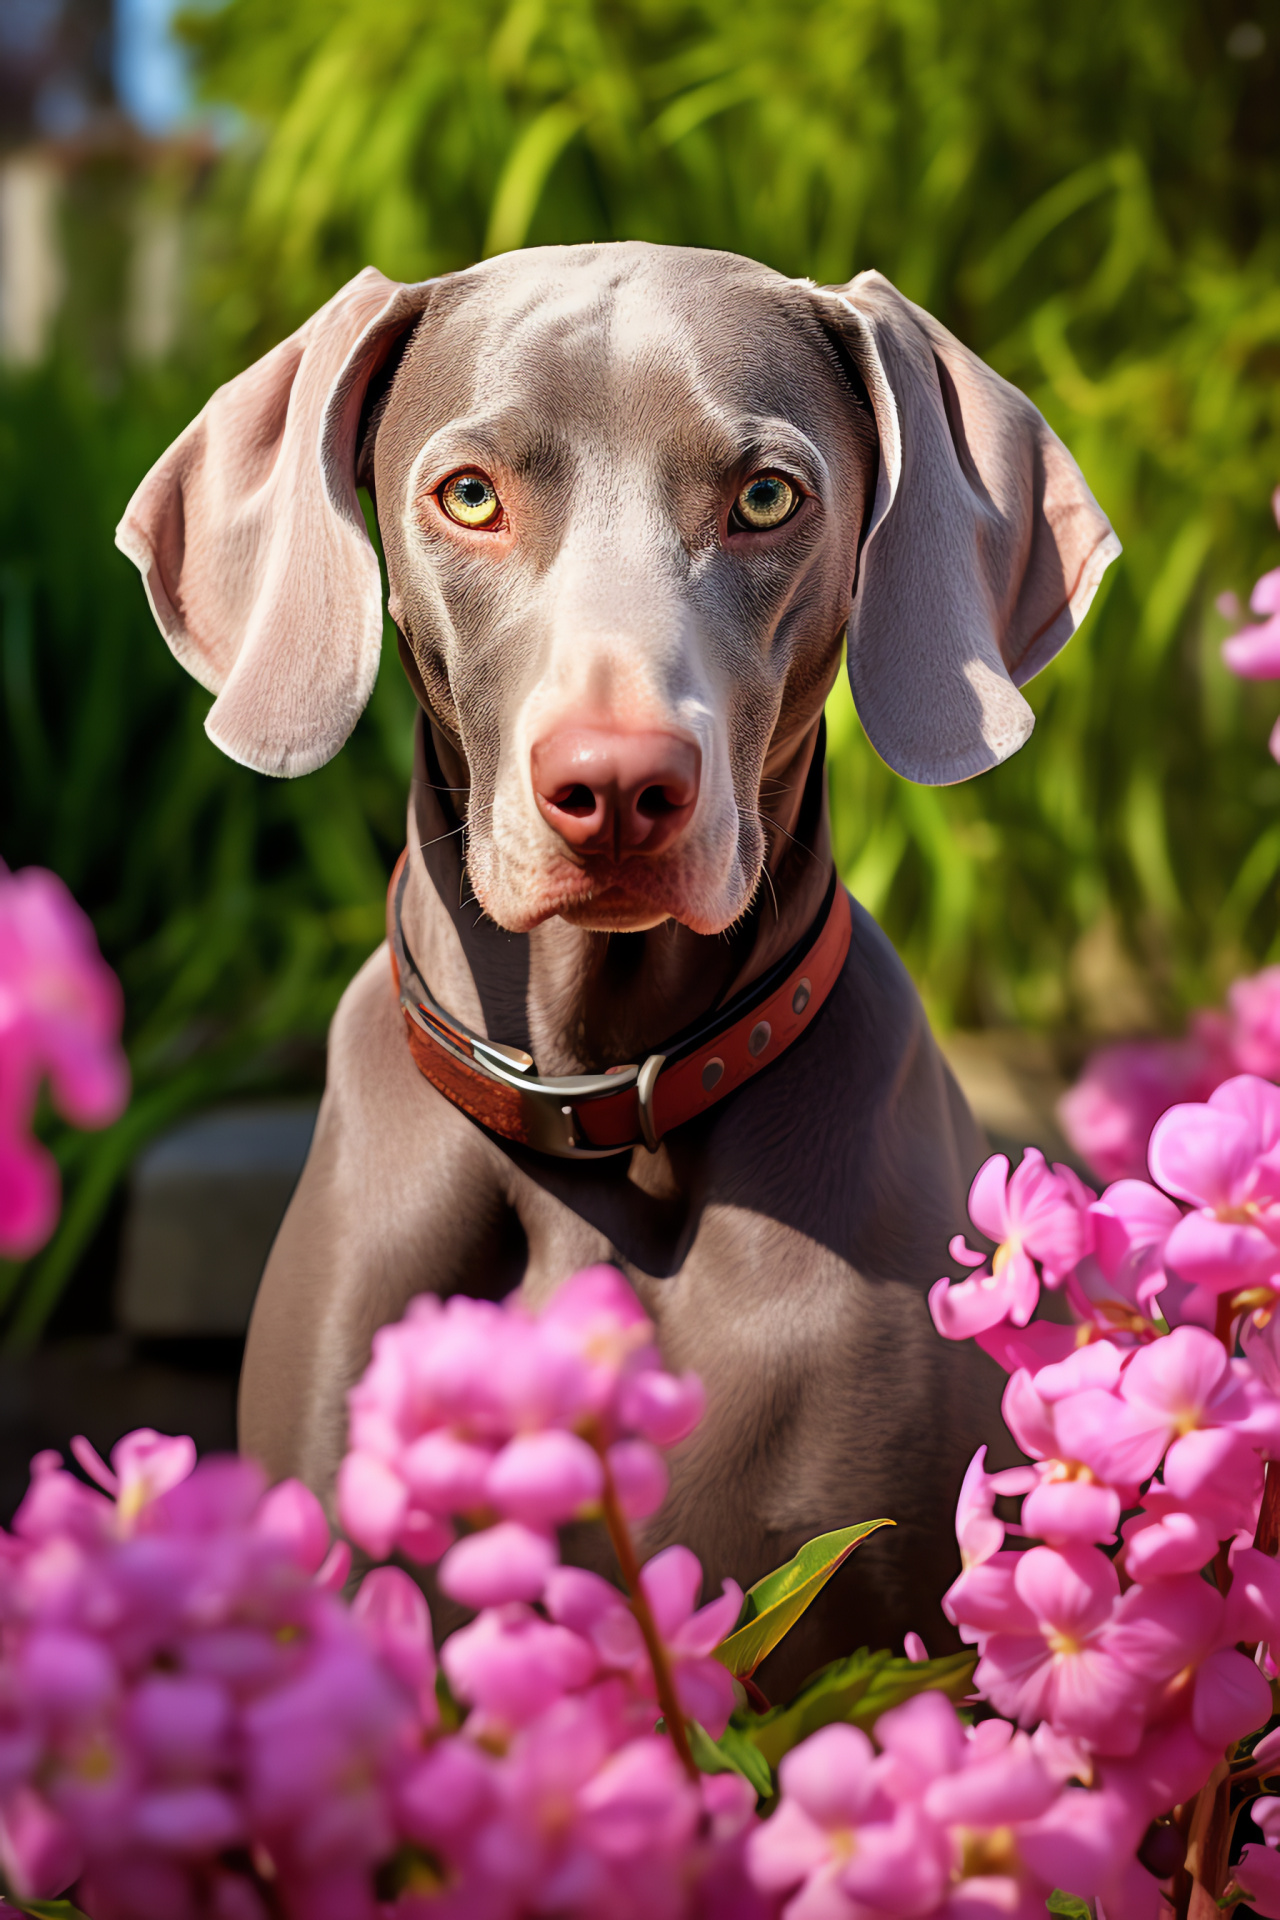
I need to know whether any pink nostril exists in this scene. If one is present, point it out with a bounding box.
[532,729,701,858]
[553,783,597,817]
[637,783,682,819]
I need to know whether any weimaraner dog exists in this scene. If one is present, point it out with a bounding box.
[118,243,1118,1690]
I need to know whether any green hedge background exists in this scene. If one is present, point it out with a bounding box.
[2,0,1278,1337]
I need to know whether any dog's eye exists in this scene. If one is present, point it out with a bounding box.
[439,472,501,529]
[732,472,798,531]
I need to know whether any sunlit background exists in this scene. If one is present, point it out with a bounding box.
[0,0,1276,1478]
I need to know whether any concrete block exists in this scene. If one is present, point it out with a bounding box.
[116,1103,318,1335]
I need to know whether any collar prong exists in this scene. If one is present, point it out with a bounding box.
[636,1053,666,1154]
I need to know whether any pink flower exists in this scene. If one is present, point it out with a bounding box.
[536,1265,659,1401]
[1098,1712,1225,1835]
[746,1722,909,1915]
[1119,1323,1261,1467]
[639,1548,741,1738]
[0,864,129,1257]
[70,1430,197,1534]
[0,1785,82,1904]
[1223,1544,1280,1651]
[1222,490,1280,699]
[446,1687,704,1919]
[252,1476,334,1576]
[967,1546,1209,1755]
[351,1567,438,1727]
[437,1520,557,1608]
[1058,1026,1233,1185]
[1149,1075,1280,1295]
[1000,1345,1157,1500]
[930,1151,1094,1340]
[750,1689,1155,1920]
[485,1428,604,1527]
[1070,1180,1191,1333]
[0,1437,432,1920]
[1228,965,1280,1078]
[975,1318,1079,1375]
[1021,1471,1122,1549]
[605,1437,669,1520]
[1234,1842,1280,1920]
[1120,1493,1219,1583]
[394,1737,497,1858]
[616,1369,705,1448]
[440,1603,596,1733]
[545,1548,742,1739]
[1189,1645,1272,1750]
[954,1448,1034,1568]
[337,1267,706,1568]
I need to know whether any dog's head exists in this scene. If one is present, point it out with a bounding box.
[118,243,1118,937]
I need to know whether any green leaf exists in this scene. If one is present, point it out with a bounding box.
[686,1718,775,1802]
[1046,1894,1094,1919]
[4,1902,93,1919]
[713,1521,894,1679]
[736,1646,977,1771]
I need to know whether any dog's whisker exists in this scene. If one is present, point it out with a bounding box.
[748,809,818,863]
[418,824,467,852]
[760,863,780,923]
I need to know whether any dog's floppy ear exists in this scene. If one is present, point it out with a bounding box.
[116,267,435,778]
[811,269,1120,786]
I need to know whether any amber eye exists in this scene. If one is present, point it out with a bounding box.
[732,472,798,531]
[439,471,501,528]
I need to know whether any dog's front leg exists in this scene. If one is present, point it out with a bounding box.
[238,943,522,1503]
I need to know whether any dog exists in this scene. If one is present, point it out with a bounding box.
[117,242,1118,1691]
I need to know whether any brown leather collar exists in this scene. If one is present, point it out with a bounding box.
[388,854,851,1159]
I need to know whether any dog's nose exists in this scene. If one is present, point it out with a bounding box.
[531,729,701,858]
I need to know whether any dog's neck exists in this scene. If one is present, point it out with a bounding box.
[399,708,835,1077]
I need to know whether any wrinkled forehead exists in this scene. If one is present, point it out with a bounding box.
[377,247,852,475]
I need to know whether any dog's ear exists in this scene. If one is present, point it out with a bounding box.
[811,270,1120,786]
[116,267,434,778]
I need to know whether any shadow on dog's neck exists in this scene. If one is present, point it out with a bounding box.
[400,706,835,1078]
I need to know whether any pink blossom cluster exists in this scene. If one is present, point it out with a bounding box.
[0,1270,774,1920]
[930,1085,1280,1915]
[12,1241,1278,1920]
[386,1654,765,1920]
[1058,975,1280,1185]
[333,1265,764,1918]
[337,1265,705,1607]
[749,1689,1162,1920]
[0,863,128,1256]
[0,1428,430,1920]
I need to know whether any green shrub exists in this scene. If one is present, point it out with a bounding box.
[3,0,1279,1334]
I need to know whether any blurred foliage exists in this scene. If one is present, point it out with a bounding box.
[0,364,418,1342]
[3,0,1280,1333]
[178,0,1280,1039]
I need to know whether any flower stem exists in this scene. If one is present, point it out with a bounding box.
[1182,1760,1229,1916]
[598,1456,700,1785]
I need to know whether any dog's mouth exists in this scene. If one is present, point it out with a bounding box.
[497,850,742,938]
